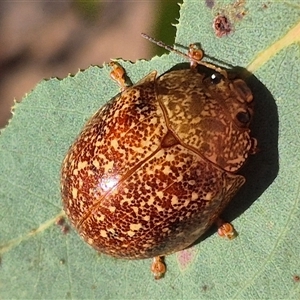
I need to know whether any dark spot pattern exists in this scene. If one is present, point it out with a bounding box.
[158,69,253,172]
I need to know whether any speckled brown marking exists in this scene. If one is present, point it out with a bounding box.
[61,41,256,278]
[158,67,253,172]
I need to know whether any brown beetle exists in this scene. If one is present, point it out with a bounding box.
[61,34,256,279]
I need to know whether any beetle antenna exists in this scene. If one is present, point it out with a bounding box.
[141,33,190,61]
[141,33,227,77]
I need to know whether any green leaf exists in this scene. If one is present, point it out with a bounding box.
[1,0,300,298]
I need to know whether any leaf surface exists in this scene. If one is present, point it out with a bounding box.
[1,0,300,299]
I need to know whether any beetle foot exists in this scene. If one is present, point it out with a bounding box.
[109,61,132,90]
[188,44,204,68]
[216,218,237,240]
[151,256,166,280]
[249,137,259,155]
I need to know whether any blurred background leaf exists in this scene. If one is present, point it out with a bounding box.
[0,1,181,129]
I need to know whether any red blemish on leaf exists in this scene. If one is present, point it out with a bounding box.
[205,0,215,9]
[293,275,300,282]
[213,15,232,38]
[176,247,197,271]
[55,216,70,235]
[212,0,248,37]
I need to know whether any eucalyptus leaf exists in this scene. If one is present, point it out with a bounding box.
[1,0,300,299]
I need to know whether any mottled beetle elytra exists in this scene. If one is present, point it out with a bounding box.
[61,33,257,279]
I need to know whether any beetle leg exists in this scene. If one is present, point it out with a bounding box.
[249,137,259,155]
[109,61,132,91]
[151,256,166,280]
[216,218,237,240]
[188,44,204,69]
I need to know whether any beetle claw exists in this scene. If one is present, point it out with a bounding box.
[188,44,204,69]
[249,137,259,155]
[109,61,132,90]
[216,218,237,240]
[151,256,166,280]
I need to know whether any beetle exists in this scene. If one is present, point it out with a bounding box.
[61,34,257,279]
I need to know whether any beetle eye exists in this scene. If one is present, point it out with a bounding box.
[236,110,251,124]
[210,73,223,84]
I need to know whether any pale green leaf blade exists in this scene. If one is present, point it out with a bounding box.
[1,0,300,299]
